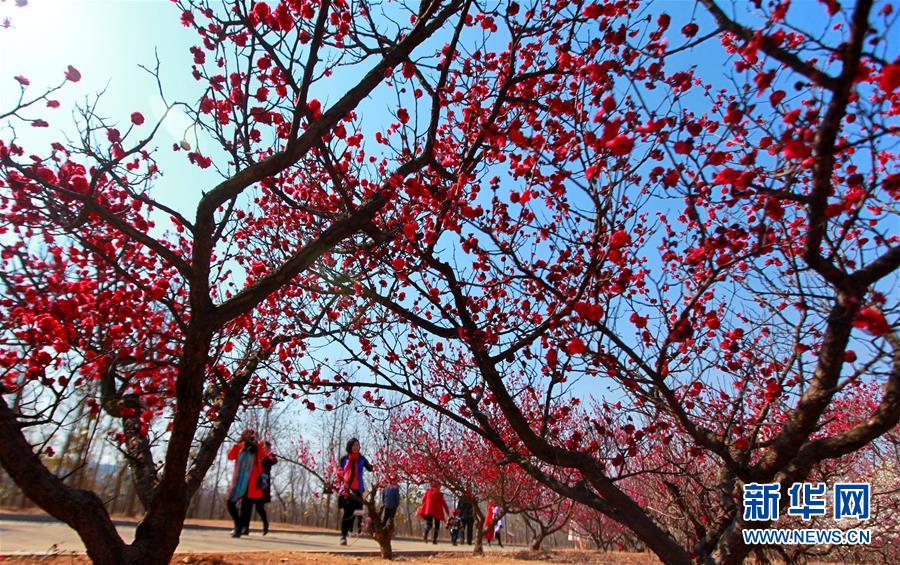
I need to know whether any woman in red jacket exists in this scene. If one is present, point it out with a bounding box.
[417,482,449,544]
[226,429,268,538]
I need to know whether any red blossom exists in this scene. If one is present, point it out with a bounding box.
[253,2,271,20]
[671,318,693,342]
[574,302,604,323]
[674,140,693,155]
[782,139,810,160]
[878,63,900,93]
[402,222,417,241]
[682,23,699,37]
[69,175,90,193]
[307,98,321,118]
[582,3,603,18]
[610,230,631,249]
[605,135,634,156]
[566,338,587,355]
[853,307,891,336]
[630,313,648,329]
[64,65,81,82]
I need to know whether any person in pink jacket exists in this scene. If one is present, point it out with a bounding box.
[417,482,449,544]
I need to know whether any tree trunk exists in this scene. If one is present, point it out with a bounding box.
[374,525,394,559]
[712,518,755,565]
[0,397,137,564]
[125,480,139,516]
[361,488,393,559]
[325,491,334,528]
[110,462,127,515]
[530,532,547,551]
[472,505,485,556]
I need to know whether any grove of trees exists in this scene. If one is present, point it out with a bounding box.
[0,0,896,564]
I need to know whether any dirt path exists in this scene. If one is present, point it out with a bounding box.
[0,511,662,563]
[0,512,501,556]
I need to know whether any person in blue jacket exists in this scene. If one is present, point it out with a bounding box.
[381,476,401,528]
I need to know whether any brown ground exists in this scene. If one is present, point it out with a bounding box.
[0,550,661,564]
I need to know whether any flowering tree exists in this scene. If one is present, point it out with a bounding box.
[286,0,898,562]
[383,408,502,554]
[519,484,575,550]
[0,0,468,562]
[568,502,641,552]
[289,434,398,559]
[383,405,578,554]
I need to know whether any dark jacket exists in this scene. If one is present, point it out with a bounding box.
[259,453,277,503]
[382,485,400,510]
[456,498,473,520]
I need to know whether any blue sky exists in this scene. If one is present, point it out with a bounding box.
[0,0,212,214]
[0,0,870,214]
[4,1,886,169]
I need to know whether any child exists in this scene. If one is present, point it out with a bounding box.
[447,510,462,546]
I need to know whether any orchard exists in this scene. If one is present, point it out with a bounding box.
[0,0,896,564]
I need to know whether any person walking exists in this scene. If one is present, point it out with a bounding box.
[447,510,462,545]
[250,440,277,535]
[226,430,268,538]
[484,502,503,547]
[417,482,449,544]
[456,495,474,545]
[381,477,400,528]
[494,514,505,547]
[337,437,374,545]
